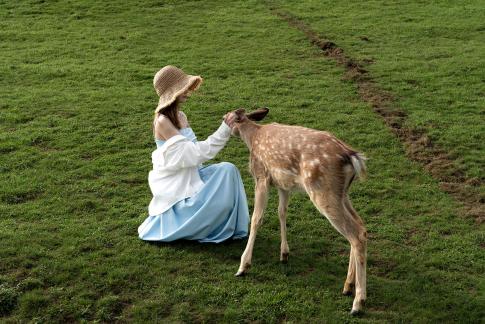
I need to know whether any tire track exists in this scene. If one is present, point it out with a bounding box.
[269,7,483,223]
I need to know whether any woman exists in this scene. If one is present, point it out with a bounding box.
[138,65,250,243]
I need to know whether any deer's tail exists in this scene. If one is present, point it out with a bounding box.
[350,153,367,180]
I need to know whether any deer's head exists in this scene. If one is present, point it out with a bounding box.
[231,107,269,137]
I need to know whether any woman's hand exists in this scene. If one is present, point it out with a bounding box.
[223,112,237,128]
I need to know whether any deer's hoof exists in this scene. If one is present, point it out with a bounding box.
[350,308,363,316]
[350,299,365,316]
[235,263,251,277]
[342,289,353,296]
[280,253,289,264]
[235,270,246,277]
[342,283,354,296]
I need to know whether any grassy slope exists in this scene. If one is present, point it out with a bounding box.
[271,0,485,182]
[0,0,483,322]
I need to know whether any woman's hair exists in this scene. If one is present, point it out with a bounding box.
[154,98,182,130]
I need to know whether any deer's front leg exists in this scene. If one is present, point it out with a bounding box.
[235,177,270,276]
[278,188,290,263]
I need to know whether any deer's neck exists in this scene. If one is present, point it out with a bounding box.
[239,121,260,151]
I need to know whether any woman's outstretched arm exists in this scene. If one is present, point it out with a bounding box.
[154,113,236,170]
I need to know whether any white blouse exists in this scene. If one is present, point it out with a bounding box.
[148,122,232,216]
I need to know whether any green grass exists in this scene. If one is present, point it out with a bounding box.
[271,0,485,182]
[0,0,483,322]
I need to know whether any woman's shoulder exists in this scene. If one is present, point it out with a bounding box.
[154,115,180,140]
[155,113,188,128]
[155,114,171,126]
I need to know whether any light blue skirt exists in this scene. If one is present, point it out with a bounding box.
[138,162,249,243]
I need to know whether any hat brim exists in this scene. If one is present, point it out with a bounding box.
[155,75,203,113]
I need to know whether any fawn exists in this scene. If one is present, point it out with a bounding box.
[231,108,368,315]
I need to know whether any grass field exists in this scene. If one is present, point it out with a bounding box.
[273,0,485,181]
[0,0,483,322]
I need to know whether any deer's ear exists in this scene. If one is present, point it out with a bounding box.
[247,108,269,121]
[234,108,246,122]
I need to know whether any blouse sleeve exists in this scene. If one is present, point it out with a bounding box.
[181,128,197,143]
[160,122,232,169]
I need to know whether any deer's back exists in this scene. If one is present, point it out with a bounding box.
[250,123,357,191]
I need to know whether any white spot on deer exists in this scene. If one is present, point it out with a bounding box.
[310,159,320,167]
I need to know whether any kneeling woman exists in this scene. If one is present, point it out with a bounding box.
[138,66,249,243]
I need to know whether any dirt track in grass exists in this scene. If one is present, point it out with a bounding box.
[270,8,484,223]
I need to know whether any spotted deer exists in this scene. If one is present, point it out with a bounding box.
[231,107,368,315]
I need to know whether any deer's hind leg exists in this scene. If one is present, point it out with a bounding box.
[278,188,290,263]
[344,194,364,226]
[343,246,356,296]
[307,189,367,315]
[342,195,365,296]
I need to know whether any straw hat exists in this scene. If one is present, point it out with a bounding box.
[153,65,203,113]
